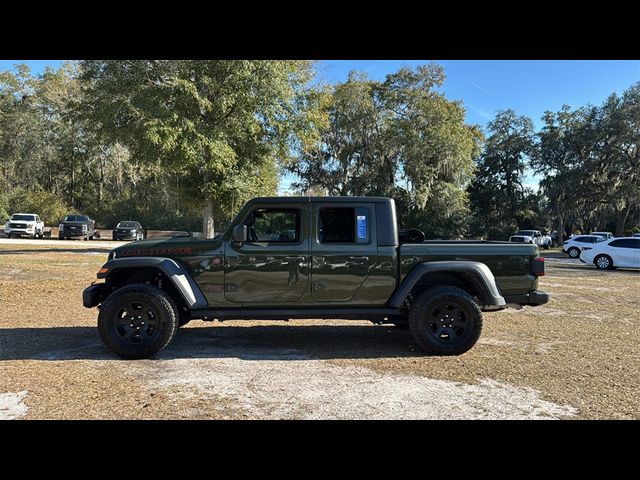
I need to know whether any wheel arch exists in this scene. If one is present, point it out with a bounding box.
[97,257,207,310]
[388,261,506,310]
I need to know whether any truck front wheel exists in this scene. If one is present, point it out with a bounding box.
[98,283,179,359]
[408,286,483,356]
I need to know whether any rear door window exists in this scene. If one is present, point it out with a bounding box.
[609,239,635,248]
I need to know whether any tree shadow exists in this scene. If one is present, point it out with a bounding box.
[0,324,422,361]
[0,248,111,255]
[549,263,640,275]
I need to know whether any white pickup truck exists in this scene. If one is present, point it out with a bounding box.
[3,213,45,238]
[510,230,552,249]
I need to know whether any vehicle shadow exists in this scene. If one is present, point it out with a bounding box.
[0,324,421,361]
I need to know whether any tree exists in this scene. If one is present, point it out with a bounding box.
[289,65,482,237]
[80,60,321,237]
[469,110,536,239]
[533,83,640,236]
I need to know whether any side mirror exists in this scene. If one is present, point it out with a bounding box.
[232,225,248,244]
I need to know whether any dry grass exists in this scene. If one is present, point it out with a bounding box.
[0,243,638,419]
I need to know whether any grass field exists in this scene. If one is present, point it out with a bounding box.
[0,242,638,419]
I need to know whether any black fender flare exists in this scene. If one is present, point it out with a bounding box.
[387,261,506,309]
[97,257,208,309]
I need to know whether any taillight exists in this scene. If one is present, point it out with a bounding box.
[531,257,545,276]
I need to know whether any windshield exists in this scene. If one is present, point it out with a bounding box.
[64,215,88,222]
[117,222,138,228]
[11,214,36,221]
[517,230,535,236]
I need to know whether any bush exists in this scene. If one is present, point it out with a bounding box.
[8,188,71,225]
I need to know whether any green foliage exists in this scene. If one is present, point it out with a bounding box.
[468,110,539,239]
[79,60,320,235]
[0,193,9,221]
[532,82,640,236]
[8,188,70,224]
[1,60,639,240]
[289,64,482,238]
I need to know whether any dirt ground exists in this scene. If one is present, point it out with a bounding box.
[0,243,638,419]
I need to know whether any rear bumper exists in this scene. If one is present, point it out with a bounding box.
[504,290,550,307]
[83,284,108,308]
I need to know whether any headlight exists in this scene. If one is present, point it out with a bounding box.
[59,224,64,230]
[82,225,87,231]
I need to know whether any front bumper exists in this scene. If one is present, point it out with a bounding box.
[503,290,550,307]
[83,283,108,308]
[5,228,35,235]
[61,230,88,237]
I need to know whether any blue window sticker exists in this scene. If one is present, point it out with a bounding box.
[356,215,367,239]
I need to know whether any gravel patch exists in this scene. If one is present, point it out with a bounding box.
[140,356,577,420]
[0,391,28,419]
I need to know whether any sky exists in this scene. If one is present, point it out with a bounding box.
[2,59,638,192]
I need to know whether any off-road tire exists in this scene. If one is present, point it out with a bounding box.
[567,247,580,258]
[408,285,483,355]
[98,283,179,359]
[594,254,613,270]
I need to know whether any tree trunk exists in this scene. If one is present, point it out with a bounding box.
[203,198,215,239]
[615,204,631,237]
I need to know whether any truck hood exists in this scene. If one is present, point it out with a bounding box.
[111,235,223,259]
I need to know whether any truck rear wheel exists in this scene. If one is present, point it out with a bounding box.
[408,286,483,355]
[98,283,179,359]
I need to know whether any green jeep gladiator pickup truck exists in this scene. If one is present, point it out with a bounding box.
[83,196,549,359]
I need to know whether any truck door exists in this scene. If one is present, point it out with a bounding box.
[311,202,377,302]
[224,203,310,304]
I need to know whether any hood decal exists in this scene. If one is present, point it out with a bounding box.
[123,247,194,256]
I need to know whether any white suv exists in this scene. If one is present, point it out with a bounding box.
[562,234,605,258]
[4,213,45,238]
[590,231,614,240]
[580,237,640,269]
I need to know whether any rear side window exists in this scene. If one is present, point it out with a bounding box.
[574,236,589,242]
[318,207,370,244]
[609,239,638,248]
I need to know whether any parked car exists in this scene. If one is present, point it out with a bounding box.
[3,213,45,238]
[112,221,144,241]
[590,231,614,241]
[83,196,549,359]
[509,234,533,244]
[580,237,640,270]
[562,234,606,258]
[59,214,98,240]
[513,230,552,249]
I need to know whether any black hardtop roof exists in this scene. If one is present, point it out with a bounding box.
[250,196,393,204]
